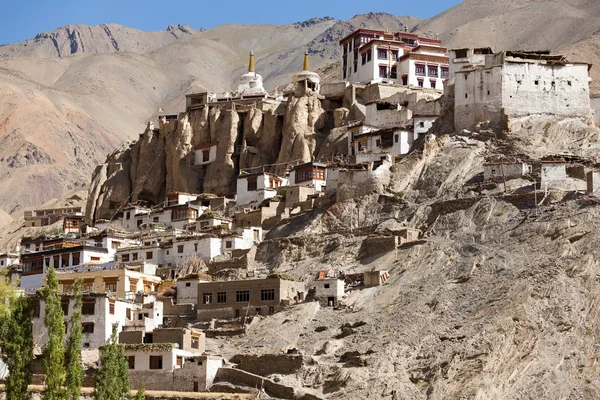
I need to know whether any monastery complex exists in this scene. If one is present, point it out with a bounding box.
[1,26,597,397]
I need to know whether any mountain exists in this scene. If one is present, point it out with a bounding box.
[0,13,418,215]
[414,0,600,93]
[0,23,199,57]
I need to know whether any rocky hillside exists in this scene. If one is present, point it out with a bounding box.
[0,13,416,216]
[202,113,600,399]
[0,24,199,57]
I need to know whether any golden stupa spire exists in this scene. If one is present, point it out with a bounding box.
[248,50,255,73]
[303,47,310,71]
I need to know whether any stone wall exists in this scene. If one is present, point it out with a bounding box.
[229,354,304,376]
[214,367,296,399]
[358,236,397,260]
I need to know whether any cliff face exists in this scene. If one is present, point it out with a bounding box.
[86,92,327,223]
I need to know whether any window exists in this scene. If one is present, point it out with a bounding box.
[203,293,212,304]
[428,65,438,77]
[377,48,387,59]
[225,241,232,249]
[194,243,198,251]
[109,301,115,315]
[247,177,257,191]
[324,284,330,289]
[82,281,93,293]
[441,67,449,78]
[176,356,183,367]
[418,80,424,88]
[105,281,117,293]
[395,135,399,143]
[62,283,74,295]
[379,66,387,78]
[136,219,143,227]
[376,139,381,148]
[82,322,94,334]
[236,290,250,303]
[260,289,275,301]
[191,335,201,349]
[465,93,468,98]
[83,343,90,348]
[455,49,468,58]
[72,252,80,266]
[202,149,210,162]
[149,356,163,370]
[353,60,358,73]
[126,211,131,220]
[131,253,138,262]
[153,216,159,222]
[294,167,313,183]
[430,79,436,88]
[111,241,121,249]
[177,245,184,254]
[361,53,367,65]
[390,66,397,79]
[126,308,131,320]
[61,300,69,315]
[415,64,426,76]
[217,292,227,303]
[128,356,135,369]
[568,80,572,86]
[122,254,130,262]
[82,300,95,315]
[419,122,425,128]
[146,251,153,259]
[391,50,398,60]
[185,282,191,287]
[367,50,372,62]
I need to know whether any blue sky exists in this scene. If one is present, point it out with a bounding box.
[0,0,462,45]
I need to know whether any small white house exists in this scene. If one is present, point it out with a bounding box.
[166,192,199,207]
[540,161,567,187]
[195,215,233,230]
[0,253,19,270]
[351,127,415,157]
[166,236,223,266]
[483,161,532,182]
[289,162,328,192]
[236,172,287,208]
[32,294,139,349]
[413,115,437,137]
[221,227,262,253]
[122,206,151,232]
[312,278,345,307]
[176,275,211,305]
[194,143,218,166]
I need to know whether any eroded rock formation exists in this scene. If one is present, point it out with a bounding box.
[86,92,327,223]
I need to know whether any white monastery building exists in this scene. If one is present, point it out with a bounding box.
[453,50,592,132]
[340,28,449,90]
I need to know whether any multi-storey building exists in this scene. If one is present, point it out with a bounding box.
[339,28,449,90]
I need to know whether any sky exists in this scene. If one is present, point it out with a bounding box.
[0,0,462,45]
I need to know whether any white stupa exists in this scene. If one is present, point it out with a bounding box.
[292,48,321,95]
[235,50,269,98]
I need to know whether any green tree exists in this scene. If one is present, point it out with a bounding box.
[0,295,34,400]
[0,269,17,318]
[94,324,129,400]
[132,385,145,400]
[39,266,66,400]
[65,279,83,400]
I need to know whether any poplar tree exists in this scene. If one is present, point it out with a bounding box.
[40,266,66,400]
[65,279,83,400]
[0,295,34,400]
[94,324,129,400]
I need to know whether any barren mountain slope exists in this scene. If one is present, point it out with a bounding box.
[208,120,600,399]
[0,23,198,57]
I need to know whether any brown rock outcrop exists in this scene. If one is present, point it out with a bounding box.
[86,93,327,223]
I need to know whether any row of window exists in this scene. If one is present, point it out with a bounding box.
[201,288,275,305]
[295,167,325,183]
[415,64,449,78]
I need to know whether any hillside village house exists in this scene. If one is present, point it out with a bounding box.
[448,47,494,81]
[24,206,83,228]
[340,28,449,90]
[20,233,137,292]
[194,214,233,230]
[55,266,161,299]
[453,50,591,132]
[177,275,211,305]
[312,277,345,307]
[195,277,306,321]
[194,143,218,166]
[289,162,327,192]
[236,172,287,209]
[32,293,141,348]
[0,253,19,270]
[483,160,532,182]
